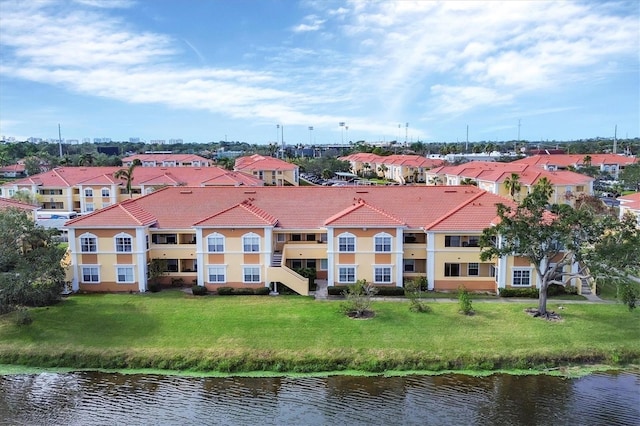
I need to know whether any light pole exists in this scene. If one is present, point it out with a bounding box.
[339,122,345,144]
[345,125,349,143]
[405,122,409,145]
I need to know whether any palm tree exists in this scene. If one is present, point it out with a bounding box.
[114,159,141,198]
[80,152,95,166]
[460,177,477,186]
[504,173,521,200]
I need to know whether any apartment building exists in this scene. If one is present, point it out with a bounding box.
[64,185,568,296]
[426,161,594,205]
[122,153,212,167]
[339,153,444,184]
[513,154,637,179]
[234,154,299,186]
[0,166,263,214]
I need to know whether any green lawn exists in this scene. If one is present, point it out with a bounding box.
[0,291,638,373]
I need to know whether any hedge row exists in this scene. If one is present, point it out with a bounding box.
[327,286,406,297]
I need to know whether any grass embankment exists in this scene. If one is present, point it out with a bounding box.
[0,291,638,374]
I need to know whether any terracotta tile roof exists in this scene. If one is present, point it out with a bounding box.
[339,153,444,168]
[2,166,262,188]
[619,193,640,210]
[234,154,297,171]
[65,198,157,228]
[0,197,39,211]
[433,162,593,186]
[65,186,508,233]
[324,199,406,227]
[513,154,637,168]
[122,153,211,164]
[194,201,278,227]
[0,164,26,173]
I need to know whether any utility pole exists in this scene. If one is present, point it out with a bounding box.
[466,124,469,152]
[517,119,521,141]
[613,124,617,154]
[58,124,63,158]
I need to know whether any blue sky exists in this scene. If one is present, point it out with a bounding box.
[0,0,638,145]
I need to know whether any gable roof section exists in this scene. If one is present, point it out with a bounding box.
[513,154,637,168]
[324,199,406,227]
[122,153,210,164]
[0,197,39,211]
[65,199,156,228]
[425,192,515,231]
[234,154,297,171]
[618,193,640,210]
[194,201,278,227]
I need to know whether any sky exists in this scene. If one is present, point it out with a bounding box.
[0,0,638,145]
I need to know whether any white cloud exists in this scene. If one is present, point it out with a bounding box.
[0,0,637,140]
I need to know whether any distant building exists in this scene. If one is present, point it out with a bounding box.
[122,153,211,167]
[234,154,299,186]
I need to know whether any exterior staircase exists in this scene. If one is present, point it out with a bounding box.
[581,277,592,295]
[267,252,309,296]
[271,252,282,267]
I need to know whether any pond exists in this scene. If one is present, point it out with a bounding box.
[1,370,638,425]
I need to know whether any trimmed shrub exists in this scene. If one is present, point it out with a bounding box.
[191,285,208,296]
[216,287,235,295]
[254,287,271,295]
[147,282,162,293]
[499,288,539,298]
[328,286,349,296]
[375,287,406,296]
[234,288,255,296]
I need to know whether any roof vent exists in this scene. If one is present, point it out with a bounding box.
[444,190,457,193]
[356,190,368,193]
[244,190,256,194]
[179,190,192,194]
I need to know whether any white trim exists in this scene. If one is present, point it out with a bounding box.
[80,264,101,283]
[115,265,135,283]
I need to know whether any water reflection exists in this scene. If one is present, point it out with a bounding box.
[0,371,638,425]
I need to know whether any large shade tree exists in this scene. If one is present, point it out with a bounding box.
[480,180,640,317]
[0,208,66,313]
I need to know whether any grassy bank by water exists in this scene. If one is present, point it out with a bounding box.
[0,291,638,374]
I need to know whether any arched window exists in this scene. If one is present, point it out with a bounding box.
[374,232,392,252]
[79,232,98,252]
[101,187,110,197]
[242,232,260,252]
[337,232,355,252]
[207,233,225,252]
[84,188,93,197]
[114,232,133,252]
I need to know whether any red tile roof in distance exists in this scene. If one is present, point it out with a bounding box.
[234,154,298,171]
[122,153,211,164]
[0,197,39,211]
[65,186,512,232]
[339,153,444,168]
[3,166,262,188]
[513,154,637,168]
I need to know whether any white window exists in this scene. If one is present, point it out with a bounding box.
[81,266,100,283]
[115,234,132,252]
[276,234,285,243]
[338,233,355,252]
[243,266,261,283]
[512,269,532,287]
[468,263,479,276]
[319,259,328,270]
[101,187,110,197]
[85,203,94,213]
[243,233,260,252]
[338,266,356,283]
[84,188,93,197]
[116,266,134,283]
[374,266,392,283]
[207,233,225,252]
[80,234,97,252]
[374,233,392,252]
[208,266,226,283]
